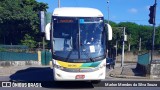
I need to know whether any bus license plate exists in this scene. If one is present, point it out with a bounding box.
[75,75,85,79]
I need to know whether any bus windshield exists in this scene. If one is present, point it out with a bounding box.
[52,17,106,63]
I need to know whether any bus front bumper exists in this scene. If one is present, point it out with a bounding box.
[53,67,106,81]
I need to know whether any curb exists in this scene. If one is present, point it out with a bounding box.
[110,74,149,79]
[108,66,150,79]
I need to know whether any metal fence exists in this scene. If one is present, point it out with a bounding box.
[137,53,150,75]
[0,45,52,65]
[0,52,38,61]
[138,53,150,66]
[41,50,52,65]
[0,50,52,65]
[0,45,28,49]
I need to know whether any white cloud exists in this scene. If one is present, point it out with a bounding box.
[128,8,138,14]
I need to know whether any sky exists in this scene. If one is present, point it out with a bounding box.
[37,0,159,25]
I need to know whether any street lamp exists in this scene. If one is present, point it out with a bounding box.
[149,0,157,76]
[107,0,110,24]
[58,0,60,8]
[106,0,110,58]
[113,27,126,67]
[121,27,126,67]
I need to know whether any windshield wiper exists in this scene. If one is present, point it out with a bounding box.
[65,44,97,62]
[65,50,73,62]
[80,43,95,62]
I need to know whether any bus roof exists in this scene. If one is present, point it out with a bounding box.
[53,7,103,17]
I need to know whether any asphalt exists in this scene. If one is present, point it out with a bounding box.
[0,63,149,79]
[0,65,50,76]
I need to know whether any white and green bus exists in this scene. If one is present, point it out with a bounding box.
[45,7,112,81]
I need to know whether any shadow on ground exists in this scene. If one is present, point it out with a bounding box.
[131,68,146,76]
[9,67,94,89]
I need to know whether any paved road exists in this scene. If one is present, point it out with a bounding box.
[0,64,159,90]
[0,66,112,81]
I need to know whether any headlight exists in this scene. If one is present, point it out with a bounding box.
[95,63,106,70]
[99,63,106,68]
[53,64,64,70]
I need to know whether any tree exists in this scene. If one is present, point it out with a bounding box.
[155,26,160,50]
[0,0,48,48]
[138,25,152,50]
[21,34,36,48]
[105,20,160,53]
[118,22,140,51]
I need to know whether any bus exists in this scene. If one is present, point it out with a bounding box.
[45,7,112,82]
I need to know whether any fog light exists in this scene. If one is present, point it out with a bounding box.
[56,73,61,77]
[99,73,103,77]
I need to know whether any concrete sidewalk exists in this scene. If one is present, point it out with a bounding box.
[109,63,149,79]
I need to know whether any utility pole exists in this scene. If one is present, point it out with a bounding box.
[40,11,46,51]
[139,37,141,51]
[107,0,110,24]
[148,0,157,75]
[128,34,131,51]
[121,27,125,67]
[113,27,125,67]
[151,0,157,63]
[58,0,60,8]
[106,0,110,58]
[115,41,117,61]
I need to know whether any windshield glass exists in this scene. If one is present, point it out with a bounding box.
[79,18,105,60]
[52,17,105,62]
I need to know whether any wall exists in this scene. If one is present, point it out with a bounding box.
[0,50,52,66]
[116,52,138,63]
[150,60,160,78]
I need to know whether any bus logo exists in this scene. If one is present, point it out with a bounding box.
[68,64,77,67]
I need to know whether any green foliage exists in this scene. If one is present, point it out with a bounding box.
[21,34,36,48]
[108,21,160,52]
[155,26,160,49]
[0,0,48,47]
[1,0,160,52]
[0,48,7,52]
[118,22,139,46]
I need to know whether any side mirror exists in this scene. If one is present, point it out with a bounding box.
[105,24,112,41]
[45,23,51,40]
